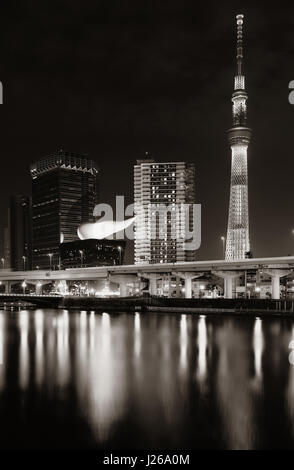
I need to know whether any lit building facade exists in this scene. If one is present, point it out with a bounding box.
[30,150,99,270]
[225,14,251,260]
[9,195,32,271]
[134,159,196,264]
[59,239,125,269]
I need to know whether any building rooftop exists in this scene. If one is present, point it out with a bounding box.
[30,149,99,178]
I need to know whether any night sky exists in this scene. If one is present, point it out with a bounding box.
[0,0,294,263]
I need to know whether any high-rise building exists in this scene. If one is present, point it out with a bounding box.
[134,159,196,264]
[10,195,32,271]
[30,150,99,270]
[225,14,251,260]
[1,215,11,270]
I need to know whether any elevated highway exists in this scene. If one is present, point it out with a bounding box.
[0,256,293,299]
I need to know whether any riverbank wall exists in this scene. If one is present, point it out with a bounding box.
[62,296,294,315]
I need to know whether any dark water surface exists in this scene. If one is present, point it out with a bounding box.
[0,309,294,449]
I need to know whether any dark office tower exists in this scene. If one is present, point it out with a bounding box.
[30,150,99,270]
[1,218,11,269]
[10,195,32,271]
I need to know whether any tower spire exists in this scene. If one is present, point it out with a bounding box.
[225,14,251,261]
[236,14,244,75]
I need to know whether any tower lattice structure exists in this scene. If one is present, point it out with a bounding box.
[225,14,251,260]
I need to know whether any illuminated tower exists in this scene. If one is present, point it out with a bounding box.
[225,14,251,260]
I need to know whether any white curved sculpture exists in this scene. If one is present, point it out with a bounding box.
[77,217,135,240]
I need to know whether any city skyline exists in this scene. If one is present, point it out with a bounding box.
[1,3,294,457]
[0,1,294,263]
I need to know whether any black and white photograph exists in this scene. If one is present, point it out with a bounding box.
[0,0,294,462]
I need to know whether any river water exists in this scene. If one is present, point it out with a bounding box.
[0,309,294,449]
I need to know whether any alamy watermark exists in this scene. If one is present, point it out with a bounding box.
[288,80,294,105]
[80,196,201,251]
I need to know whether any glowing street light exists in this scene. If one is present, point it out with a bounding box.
[48,253,53,270]
[118,246,122,265]
[22,281,27,294]
[221,236,226,259]
[1,258,5,270]
[79,249,84,268]
[22,255,27,271]
[255,286,261,298]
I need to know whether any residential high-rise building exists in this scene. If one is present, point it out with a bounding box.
[30,150,99,270]
[225,14,251,260]
[10,195,32,271]
[134,159,196,264]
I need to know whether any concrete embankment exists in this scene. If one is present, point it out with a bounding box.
[62,296,294,315]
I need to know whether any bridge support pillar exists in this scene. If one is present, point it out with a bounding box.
[109,274,139,298]
[213,271,242,299]
[185,275,192,299]
[119,283,127,297]
[263,269,292,300]
[224,277,233,299]
[142,273,158,296]
[176,272,204,299]
[176,276,181,297]
[35,282,42,295]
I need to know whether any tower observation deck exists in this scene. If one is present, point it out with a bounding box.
[225,14,251,260]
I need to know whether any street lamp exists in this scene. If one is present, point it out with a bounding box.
[1,258,5,270]
[22,255,27,271]
[118,246,122,265]
[22,281,27,294]
[48,253,53,270]
[221,236,226,259]
[79,249,84,268]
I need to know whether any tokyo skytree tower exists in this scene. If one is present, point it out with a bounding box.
[225,14,251,260]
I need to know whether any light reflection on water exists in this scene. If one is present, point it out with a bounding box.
[0,313,5,390]
[0,309,294,449]
[197,315,207,384]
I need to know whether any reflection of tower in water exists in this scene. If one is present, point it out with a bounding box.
[216,320,255,449]
[252,317,264,382]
